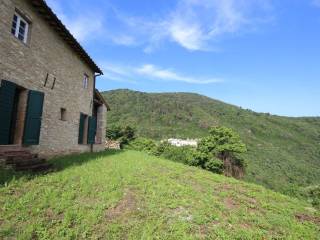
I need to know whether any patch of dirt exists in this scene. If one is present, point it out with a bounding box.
[247,197,257,205]
[170,206,193,222]
[221,184,233,191]
[198,225,208,239]
[45,208,64,222]
[224,197,239,209]
[295,213,320,226]
[105,190,137,221]
[239,222,252,229]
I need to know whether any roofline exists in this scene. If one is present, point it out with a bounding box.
[29,0,103,74]
[95,89,110,111]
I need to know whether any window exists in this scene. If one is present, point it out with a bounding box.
[83,74,89,89]
[60,108,67,121]
[11,13,29,44]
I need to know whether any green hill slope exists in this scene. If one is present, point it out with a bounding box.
[0,151,319,239]
[102,89,320,195]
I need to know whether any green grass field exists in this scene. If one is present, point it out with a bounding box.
[102,89,320,196]
[0,150,319,239]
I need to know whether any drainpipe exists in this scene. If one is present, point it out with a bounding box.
[90,72,102,153]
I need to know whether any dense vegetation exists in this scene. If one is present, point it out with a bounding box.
[1,151,319,239]
[106,125,135,147]
[102,89,320,196]
[126,127,247,179]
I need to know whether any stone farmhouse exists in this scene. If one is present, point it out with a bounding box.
[0,0,109,159]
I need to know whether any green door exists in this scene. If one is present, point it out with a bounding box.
[87,116,97,144]
[0,80,17,145]
[23,90,44,145]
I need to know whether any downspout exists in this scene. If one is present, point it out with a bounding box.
[90,72,102,153]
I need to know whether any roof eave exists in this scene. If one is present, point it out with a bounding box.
[30,0,103,74]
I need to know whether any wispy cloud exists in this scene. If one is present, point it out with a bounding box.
[160,0,273,51]
[136,64,222,84]
[46,0,273,51]
[46,0,105,42]
[100,62,222,84]
[312,0,320,7]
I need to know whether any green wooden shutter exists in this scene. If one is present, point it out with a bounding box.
[0,80,17,145]
[78,113,85,144]
[87,116,97,144]
[23,90,44,145]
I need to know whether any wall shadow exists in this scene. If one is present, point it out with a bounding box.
[0,149,123,186]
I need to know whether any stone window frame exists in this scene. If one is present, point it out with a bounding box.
[11,10,31,44]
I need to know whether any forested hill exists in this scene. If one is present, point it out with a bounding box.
[102,89,320,195]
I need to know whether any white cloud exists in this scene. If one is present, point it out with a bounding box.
[45,0,273,51]
[161,0,273,51]
[136,64,222,84]
[312,0,320,7]
[46,0,105,43]
[168,20,208,51]
[64,16,103,42]
[107,0,273,51]
[101,63,137,84]
[100,62,222,84]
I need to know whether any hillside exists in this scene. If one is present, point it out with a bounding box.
[0,151,319,239]
[102,89,320,195]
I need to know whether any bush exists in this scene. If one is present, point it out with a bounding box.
[204,158,224,174]
[106,125,136,147]
[159,144,195,164]
[301,185,320,208]
[106,125,122,140]
[195,126,247,178]
[127,138,158,154]
[125,126,247,180]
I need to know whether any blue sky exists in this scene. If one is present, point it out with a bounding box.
[46,0,320,117]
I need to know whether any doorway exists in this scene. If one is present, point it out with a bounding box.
[0,80,28,145]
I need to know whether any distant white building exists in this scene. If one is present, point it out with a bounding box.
[167,138,198,147]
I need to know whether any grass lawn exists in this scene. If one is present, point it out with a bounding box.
[0,150,319,239]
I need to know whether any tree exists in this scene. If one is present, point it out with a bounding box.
[195,126,247,178]
[106,125,122,140]
[106,125,136,147]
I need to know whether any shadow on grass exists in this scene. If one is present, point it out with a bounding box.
[0,149,123,187]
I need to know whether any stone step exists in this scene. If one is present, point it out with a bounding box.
[0,145,25,153]
[5,154,38,162]
[9,158,46,167]
[1,147,52,173]
[1,150,31,155]
[14,162,53,172]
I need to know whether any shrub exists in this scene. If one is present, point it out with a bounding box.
[106,125,122,140]
[301,185,320,208]
[127,138,157,154]
[204,158,224,173]
[196,126,247,178]
[106,125,136,147]
[125,126,247,180]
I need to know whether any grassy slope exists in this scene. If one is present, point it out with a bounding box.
[0,151,319,239]
[102,89,320,195]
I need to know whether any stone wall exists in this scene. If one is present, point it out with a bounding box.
[0,0,106,157]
